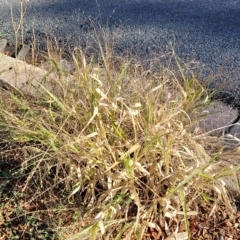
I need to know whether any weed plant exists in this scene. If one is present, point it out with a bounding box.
[0,44,237,239]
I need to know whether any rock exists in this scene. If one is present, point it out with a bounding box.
[0,53,72,95]
[198,102,239,137]
[16,44,30,61]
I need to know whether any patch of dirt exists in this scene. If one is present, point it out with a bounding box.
[142,202,240,240]
[190,203,240,240]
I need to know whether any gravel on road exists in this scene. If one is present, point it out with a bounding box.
[1,0,240,94]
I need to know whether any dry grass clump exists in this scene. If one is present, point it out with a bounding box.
[0,49,235,239]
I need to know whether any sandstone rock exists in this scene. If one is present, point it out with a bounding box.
[0,53,72,95]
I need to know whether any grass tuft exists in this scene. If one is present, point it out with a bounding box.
[0,45,237,239]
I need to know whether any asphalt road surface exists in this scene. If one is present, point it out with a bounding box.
[1,0,240,93]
